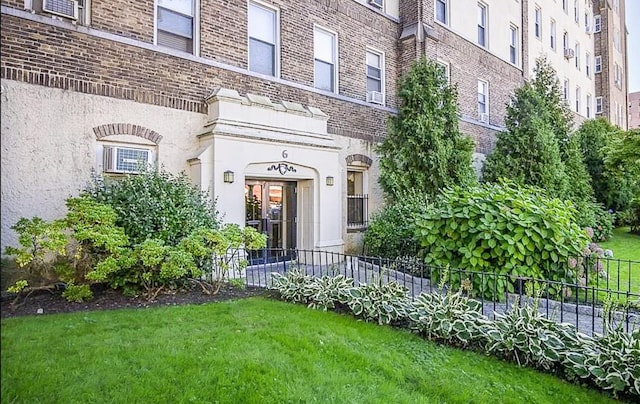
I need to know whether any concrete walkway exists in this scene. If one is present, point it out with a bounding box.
[245,256,639,336]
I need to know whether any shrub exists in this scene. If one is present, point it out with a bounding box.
[617,197,640,235]
[345,281,411,325]
[377,57,476,202]
[415,181,589,300]
[84,168,220,246]
[363,191,429,259]
[61,284,93,303]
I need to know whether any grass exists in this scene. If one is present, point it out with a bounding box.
[1,298,617,403]
[598,227,640,301]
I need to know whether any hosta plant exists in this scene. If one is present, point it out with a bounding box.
[408,287,488,347]
[304,275,354,311]
[345,281,411,325]
[270,269,314,304]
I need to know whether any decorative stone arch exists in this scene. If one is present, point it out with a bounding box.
[345,154,372,168]
[93,123,163,144]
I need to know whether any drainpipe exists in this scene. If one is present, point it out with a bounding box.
[416,0,424,60]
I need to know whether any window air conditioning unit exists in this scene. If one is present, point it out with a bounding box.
[585,25,592,33]
[103,146,151,174]
[366,91,384,105]
[43,0,79,20]
[479,113,489,123]
[368,0,383,9]
[564,48,575,59]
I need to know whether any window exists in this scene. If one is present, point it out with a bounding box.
[156,0,195,53]
[478,80,488,117]
[248,2,278,76]
[586,52,591,77]
[563,79,569,102]
[477,3,487,47]
[614,29,621,52]
[563,31,569,52]
[435,0,448,24]
[595,56,602,73]
[562,0,567,13]
[314,27,337,92]
[614,63,621,87]
[613,0,619,13]
[347,170,368,229]
[596,96,603,114]
[510,25,518,65]
[575,87,580,113]
[586,94,592,118]
[534,7,541,39]
[366,49,384,103]
[436,60,450,84]
[103,145,154,174]
[584,12,589,30]
[574,0,579,23]
[550,19,556,49]
[594,15,601,32]
[575,43,580,69]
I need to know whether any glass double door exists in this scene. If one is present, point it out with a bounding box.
[245,180,297,263]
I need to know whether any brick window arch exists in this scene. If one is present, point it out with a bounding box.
[93,123,162,144]
[345,153,372,168]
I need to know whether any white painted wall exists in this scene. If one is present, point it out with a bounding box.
[440,0,523,67]
[0,80,206,251]
[526,0,596,120]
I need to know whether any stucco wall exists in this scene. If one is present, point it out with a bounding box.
[0,80,206,251]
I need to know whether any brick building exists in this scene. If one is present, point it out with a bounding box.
[0,0,629,256]
[593,0,629,129]
[629,91,640,129]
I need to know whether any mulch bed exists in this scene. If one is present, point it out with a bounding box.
[1,283,271,319]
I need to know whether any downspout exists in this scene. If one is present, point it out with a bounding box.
[416,0,424,60]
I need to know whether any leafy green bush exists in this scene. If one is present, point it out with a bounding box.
[363,192,429,259]
[617,197,640,235]
[345,281,411,325]
[61,284,93,303]
[85,168,220,246]
[415,181,590,299]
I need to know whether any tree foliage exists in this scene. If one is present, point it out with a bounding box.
[377,58,476,201]
[482,84,569,198]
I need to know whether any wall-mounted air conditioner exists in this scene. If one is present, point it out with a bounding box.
[479,113,489,123]
[564,48,575,59]
[366,91,384,105]
[103,146,151,174]
[43,0,78,20]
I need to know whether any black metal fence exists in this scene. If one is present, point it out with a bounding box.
[244,248,640,336]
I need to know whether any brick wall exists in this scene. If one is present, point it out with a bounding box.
[1,0,399,142]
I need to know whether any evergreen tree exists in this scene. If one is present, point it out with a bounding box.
[377,58,476,201]
[482,84,568,197]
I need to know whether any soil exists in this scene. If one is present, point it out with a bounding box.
[0,283,271,319]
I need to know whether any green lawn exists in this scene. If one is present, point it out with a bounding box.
[1,298,617,403]
[599,227,640,301]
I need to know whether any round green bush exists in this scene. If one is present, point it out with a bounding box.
[84,168,220,246]
[415,181,590,299]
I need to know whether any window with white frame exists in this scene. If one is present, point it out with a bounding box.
[614,29,621,52]
[562,0,567,13]
[478,80,488,117]
[102,144,156,175]
[248,2,279,77]
[366,49,384,104]
[614,63,621,87]
[594,15,601,32]
[563,79,569,102]
[596,96,603,114]
[534,7,541,39]
[435,0,448,24]
[575,87,580,113]
[574,0,579,23]
[477,3,487,47]
[156,0,196,53]
[550,19,556,49]
[586,52,591,77]
[586,94,592,118]
[575,43,580,69]
[436,60,450,84]
[595,55,602,73]
[584,12,589,30]
[563,31,569,52]
[314,27,337,92]
[509,25,518,65]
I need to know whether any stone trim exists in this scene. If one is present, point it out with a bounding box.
[93,123,163,144]
[346,154,373,167]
